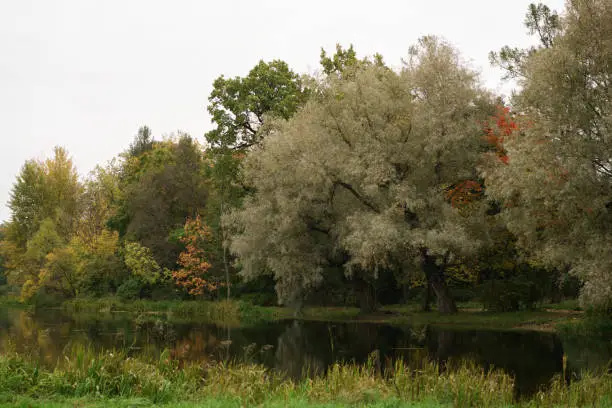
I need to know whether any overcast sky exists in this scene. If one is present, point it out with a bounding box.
[0,0,566,222]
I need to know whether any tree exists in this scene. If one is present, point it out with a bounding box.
[320,43,386,78]
[7,147,81,248]
[19,218,65,301]
[124,242,167,286]
[483,0,612,311]
[0,225,7,286]
[128,126,154,157]
[227,37,493,314]
[42,246,79,298]
[172,216,217,296]
[70,229,124,296]
[110,133,209,269]
[489,3,561,79]
[204,60,311,299]
[205,60,310,150]
[77,161,121,249]
[7,160,47,248]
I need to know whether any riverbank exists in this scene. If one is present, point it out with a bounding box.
[53,297,588,332]
[0,348,609,407]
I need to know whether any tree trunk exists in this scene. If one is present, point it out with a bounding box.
[431,277,457,314]
[354,276,377,313]
[220,192,231,300]
[421,280,433,312]
[421,250,457,314]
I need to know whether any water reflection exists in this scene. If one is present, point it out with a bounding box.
[0,307,609,398]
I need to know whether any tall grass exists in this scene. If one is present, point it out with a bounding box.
[0,347,610,407]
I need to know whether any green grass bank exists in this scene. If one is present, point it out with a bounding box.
[0,347,610,407]
[56,297,587,331]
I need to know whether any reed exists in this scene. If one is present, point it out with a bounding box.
[0,347,609,407]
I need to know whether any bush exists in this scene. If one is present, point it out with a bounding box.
[450,287,477,302]
[116,278,143,300]
[239,292,277,306]
[479,279,541,312]
[150,284,182,301]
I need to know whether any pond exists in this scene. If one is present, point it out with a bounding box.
[0,307,609,399]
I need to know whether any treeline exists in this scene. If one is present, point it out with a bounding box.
[0,1,610,314]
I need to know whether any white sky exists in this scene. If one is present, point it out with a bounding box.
[0,0,566,222]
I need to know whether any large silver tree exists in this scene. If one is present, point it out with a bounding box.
[228,37,494,313]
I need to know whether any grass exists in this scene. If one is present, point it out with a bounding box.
[376,304,582,332]
[54,297,588,332]
[60,298,284,326]
[542,299,582,311]
[0,396,449,407]
[0,347,609,407]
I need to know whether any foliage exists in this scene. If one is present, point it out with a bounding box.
[128,126,154,157]
[124,242,167,286]
[3,3,606,314]
[70,229,124,296]
[320,43,386,79]
[227,37,494,313]
[489,3,561,79]
[483,0,612,311]
[109,134,209,269]
[116,278,143,300]
[7,147,81,247]
[205,60,310,150]
[18,219,65,301]
[76,162,121,248]
[173,216,217,296]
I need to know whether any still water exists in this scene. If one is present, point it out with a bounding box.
[0,307,609,398]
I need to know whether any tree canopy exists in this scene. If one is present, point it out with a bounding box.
[483,0,612,310]
[227,37,494,312]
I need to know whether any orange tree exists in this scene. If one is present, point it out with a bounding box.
[172,216,218,296]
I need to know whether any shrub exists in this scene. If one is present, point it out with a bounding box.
[116,278,143,300]
[479,279,541,312]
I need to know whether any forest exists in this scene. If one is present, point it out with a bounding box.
[0,0,610,319]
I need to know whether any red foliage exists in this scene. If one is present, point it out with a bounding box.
[446,180,483,208]
[482,106,519,164]
[172,215,217,296]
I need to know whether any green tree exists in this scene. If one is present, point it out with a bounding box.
[109,133,209,269]
[128,126,154,157]
[7,147,81,248]
[19,218,65,301]
[227,37,494,314]
[204,60,311,298]
[77,161,121,249]
[70,229,124,296]
[7,160,47,248]
[483,0,612,311]
[0,225,6,286]
[320,43,386,78]
[206,60,310,150]
[124,242,168,286]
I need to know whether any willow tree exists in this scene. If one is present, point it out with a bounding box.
[483,0,612,311]
[227,37,493,314]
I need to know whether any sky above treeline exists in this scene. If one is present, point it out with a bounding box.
[0,0,566,222]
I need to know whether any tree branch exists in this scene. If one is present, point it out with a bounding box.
[334,181,380,213]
